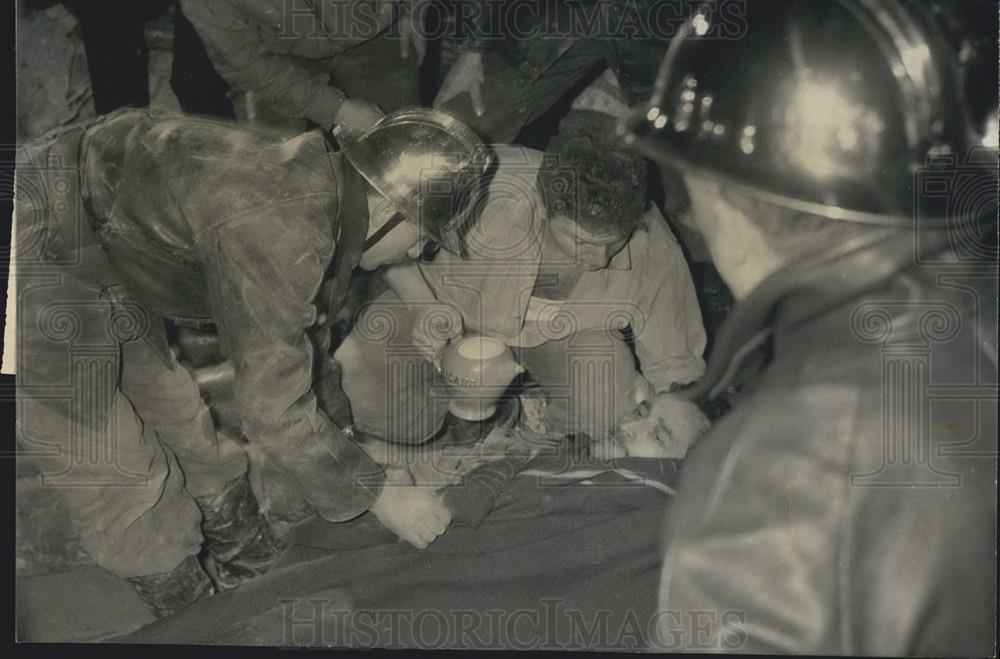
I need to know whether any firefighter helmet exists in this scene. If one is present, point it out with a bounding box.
[339,108,492,254]
[618,0,998,226]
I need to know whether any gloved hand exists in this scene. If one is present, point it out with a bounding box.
[411,301,464,365]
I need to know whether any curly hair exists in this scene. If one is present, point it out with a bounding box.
[536,130,649,237]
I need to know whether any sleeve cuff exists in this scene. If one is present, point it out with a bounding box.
[314,459,386,522]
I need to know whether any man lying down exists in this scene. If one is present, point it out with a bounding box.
[120,391,713,648]
[354,391,711,531]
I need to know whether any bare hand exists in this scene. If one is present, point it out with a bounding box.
[411,302,463,364]
[370,469,452,549]
[434,52,485,116]
[398,1,428,65]
[631,374,654,406]
[334,99,385,134]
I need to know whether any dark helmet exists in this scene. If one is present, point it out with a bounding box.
[339,109,492,254]
[618,0,999,227]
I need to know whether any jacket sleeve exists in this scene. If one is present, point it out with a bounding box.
[180,0,346,129]
[633,217,707,392]
[201,207,384,522]
[656,384,998,655]
[653,389,854,654]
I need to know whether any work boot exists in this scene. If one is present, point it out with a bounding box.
[196,475,285,591]
[126,554,214,619]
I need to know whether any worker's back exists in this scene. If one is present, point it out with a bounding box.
[79,109,341,321]
[654,241,998,655]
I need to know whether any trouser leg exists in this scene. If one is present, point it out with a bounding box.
[119,337,248,500]
[118,335,282,587]
[335,290,450,444]
[517,329,637,441]
[20,358,215,616]
[16,267,205,578]
[17,392,205,579]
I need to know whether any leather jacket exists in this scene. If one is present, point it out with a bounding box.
[18,109,384,522]
[652,230,998,655]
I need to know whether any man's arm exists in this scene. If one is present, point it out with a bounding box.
[417,148,545,340]
[180,0,347,129]
[383,261,463,362]
[382,261,436,305]
[654,394,844,654]
[202,209,385,522]
[633,219,707,393]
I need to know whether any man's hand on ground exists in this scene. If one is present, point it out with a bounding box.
[369,467,452,549]
[334,99,385,134]
[433,52,485,116]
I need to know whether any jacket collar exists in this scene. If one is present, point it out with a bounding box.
[323,135,370,243]
[682,228,953,403]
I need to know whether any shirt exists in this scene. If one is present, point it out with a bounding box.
[419,146,707,392]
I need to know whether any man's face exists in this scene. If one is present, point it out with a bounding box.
[546,214,631,271]
[611,399,684,458]
[592,396,710,460]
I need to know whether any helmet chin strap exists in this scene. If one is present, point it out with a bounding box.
[362,211,407,251]
[323,127,406,253]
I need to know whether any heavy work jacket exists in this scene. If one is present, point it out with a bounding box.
[462,0,673,105]
[653,230,998,655]
[181,0,398,128]
[19,109,383,522]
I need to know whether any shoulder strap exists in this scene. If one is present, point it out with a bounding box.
[322,143,370,326]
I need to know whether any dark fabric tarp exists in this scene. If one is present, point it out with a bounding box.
[118,458,678,650]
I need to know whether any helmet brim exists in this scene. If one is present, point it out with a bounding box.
[339,109,490,255]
